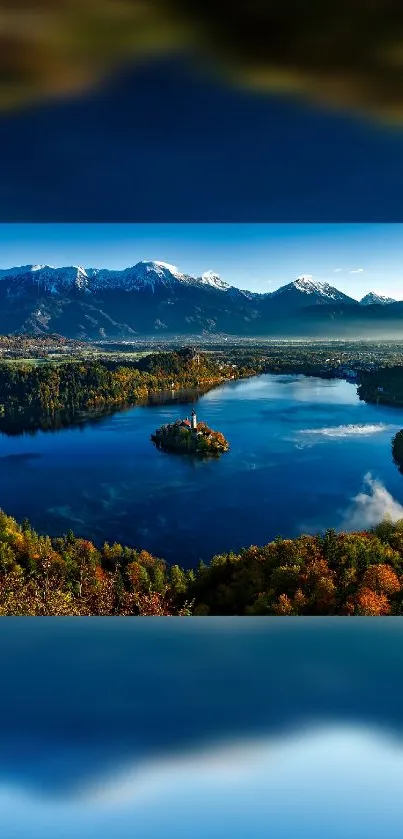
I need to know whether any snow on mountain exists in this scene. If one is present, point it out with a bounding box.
[0,264,387,310]
[121,261,186,288]
[0,264,46,280]
[0,264,96,296]
[1,261,402,339]
[0,261,181,294]
[199,271,230,291]
[359,292,396,306]
[270,275,355,304]
[153,261,182,274]
[0,261,230,295]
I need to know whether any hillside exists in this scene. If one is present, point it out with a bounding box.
[0,261,401,338]
[1,511,403,615]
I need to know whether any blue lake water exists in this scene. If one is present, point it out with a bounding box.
[1,373,403,565]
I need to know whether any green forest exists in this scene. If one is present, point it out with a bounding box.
[0,349,231,432]
[358,366,403,407]
[1,511,403,615]
[2,341,403,614]
[392,429,403,474]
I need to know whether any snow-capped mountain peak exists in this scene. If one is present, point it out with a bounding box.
[115,260,187,291]
[0,261,402,340]
[137,260,184,280]
[153,260,181,274]
[360,291,396,306]
[292,276,339,298]
[270,275,355,304]
[0,262,358,305]
[0,264,95,295]
[200,271,230,291]
[294,275,320,291]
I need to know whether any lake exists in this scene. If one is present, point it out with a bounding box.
[1,373,403,566]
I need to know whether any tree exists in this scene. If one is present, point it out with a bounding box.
[170,564,187,596]
[362,564,400,596]
[347,587,391,616]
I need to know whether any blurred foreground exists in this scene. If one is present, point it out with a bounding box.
[2,57,403,221]
[3,2,403,120]
[0,619,403,837]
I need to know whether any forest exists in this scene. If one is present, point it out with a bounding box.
[1,511,403,615]
[358,366,403,407]
[0,348,232,432]
[2,339,403,426]
[392,429,403,474]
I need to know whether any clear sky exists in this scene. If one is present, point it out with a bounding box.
[1,223,403,300]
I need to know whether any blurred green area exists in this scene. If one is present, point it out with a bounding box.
[2,1,403,119]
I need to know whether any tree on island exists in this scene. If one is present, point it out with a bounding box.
[151,410,229,456]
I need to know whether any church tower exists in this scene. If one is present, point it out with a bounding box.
[191,410,197,431]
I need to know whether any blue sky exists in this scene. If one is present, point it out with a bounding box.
[1,223,403,300]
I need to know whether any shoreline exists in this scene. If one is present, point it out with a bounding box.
[1,365,403,437]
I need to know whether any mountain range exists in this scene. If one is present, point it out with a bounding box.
[0,261,401,339]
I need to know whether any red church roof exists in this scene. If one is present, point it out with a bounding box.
[181,419,191,427]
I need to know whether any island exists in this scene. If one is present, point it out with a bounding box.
[151,410,229,456]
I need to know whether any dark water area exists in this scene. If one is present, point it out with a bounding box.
[1,619,403,838]
[1,374,403,566]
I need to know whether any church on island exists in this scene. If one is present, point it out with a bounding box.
[151,410,229,456]
[178,410,198,432]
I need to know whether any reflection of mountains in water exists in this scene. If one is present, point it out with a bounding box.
[0,388,209,437]
[1,620,403,798]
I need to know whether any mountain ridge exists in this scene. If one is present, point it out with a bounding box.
[359,291,396,306]
[0,261,401,339]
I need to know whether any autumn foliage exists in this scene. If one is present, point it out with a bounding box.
[1,511,403,615]
[0,511,192,616]
[0,349,230,425]
[188,524,403,616]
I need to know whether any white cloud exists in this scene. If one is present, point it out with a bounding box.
[350,268,364,274]
[333,268,343,273]
[300,423,392,439]
[340,472,403,531]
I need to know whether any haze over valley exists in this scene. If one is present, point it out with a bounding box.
[2,226,403,616]
[1,260,403,340]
